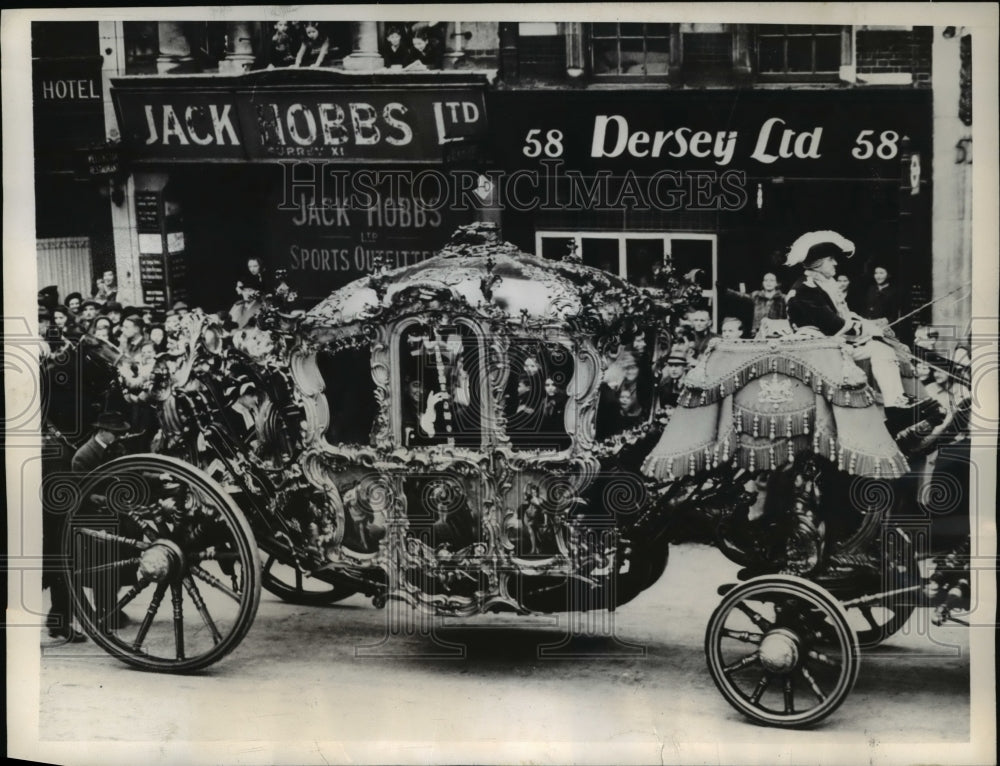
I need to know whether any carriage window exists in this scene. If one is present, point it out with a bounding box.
[505,340,573,451]
[318,347,377,446]
[398,323,483,448]
[595,333,657,441]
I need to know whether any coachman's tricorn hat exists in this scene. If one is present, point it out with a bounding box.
[785,230,856,268]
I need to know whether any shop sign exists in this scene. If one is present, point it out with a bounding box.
[267,176,471,299]
[112,75,488,164]
[136,189,190,307]
[491,89,931,178]
[33,56,107,171]
[114,91,246,160]
[75,143,122,179]
[33,56,104,108]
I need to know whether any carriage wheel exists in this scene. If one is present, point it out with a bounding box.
[846,599,916,649]
[843,527,918,648]
[261,555,357,606]
[63,455,261,672]
[705,575,860,727]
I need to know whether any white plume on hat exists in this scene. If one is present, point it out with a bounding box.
[785,230,856,267]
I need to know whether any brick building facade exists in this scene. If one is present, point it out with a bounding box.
[31,20,972,335]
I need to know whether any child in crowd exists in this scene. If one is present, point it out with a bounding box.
[382,25,410,67]
[267,20,299,68]
[295,22,332,68]
[406,27,442,69]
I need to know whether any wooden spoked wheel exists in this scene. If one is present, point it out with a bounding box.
[63,455,261,672]
[705,575,860,727]
[842,527,919,648]
[261,554,357,606]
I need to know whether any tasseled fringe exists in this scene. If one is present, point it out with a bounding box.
[678,356,876,409]
[734,405,814,439]
[642,432,909,481]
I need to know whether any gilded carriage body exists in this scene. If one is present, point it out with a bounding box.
[244,223,692,615]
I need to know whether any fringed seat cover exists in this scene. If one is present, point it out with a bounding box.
[642,338,909,480]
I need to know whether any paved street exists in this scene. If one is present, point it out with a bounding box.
[35,543,974,758]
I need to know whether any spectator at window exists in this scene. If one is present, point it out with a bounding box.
[862,264,901,322]
[266,20,299,68]
[295,22,332,68]
[406,26,442,70]
[382,24,410,67]
[92,269,118,304]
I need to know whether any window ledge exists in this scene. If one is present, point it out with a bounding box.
[856,71,914,86]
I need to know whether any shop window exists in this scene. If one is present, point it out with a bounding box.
[589,22,671,77]
[536,231,716,309]
[318,346,377,446]
[505,340,574,451]
[516,21,566,78]
[397,322,484,448]
[756,25,842,78]
[123,21,159,73]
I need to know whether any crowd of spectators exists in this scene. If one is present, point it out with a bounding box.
[38,259,302,357]
[264,21,446,71]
